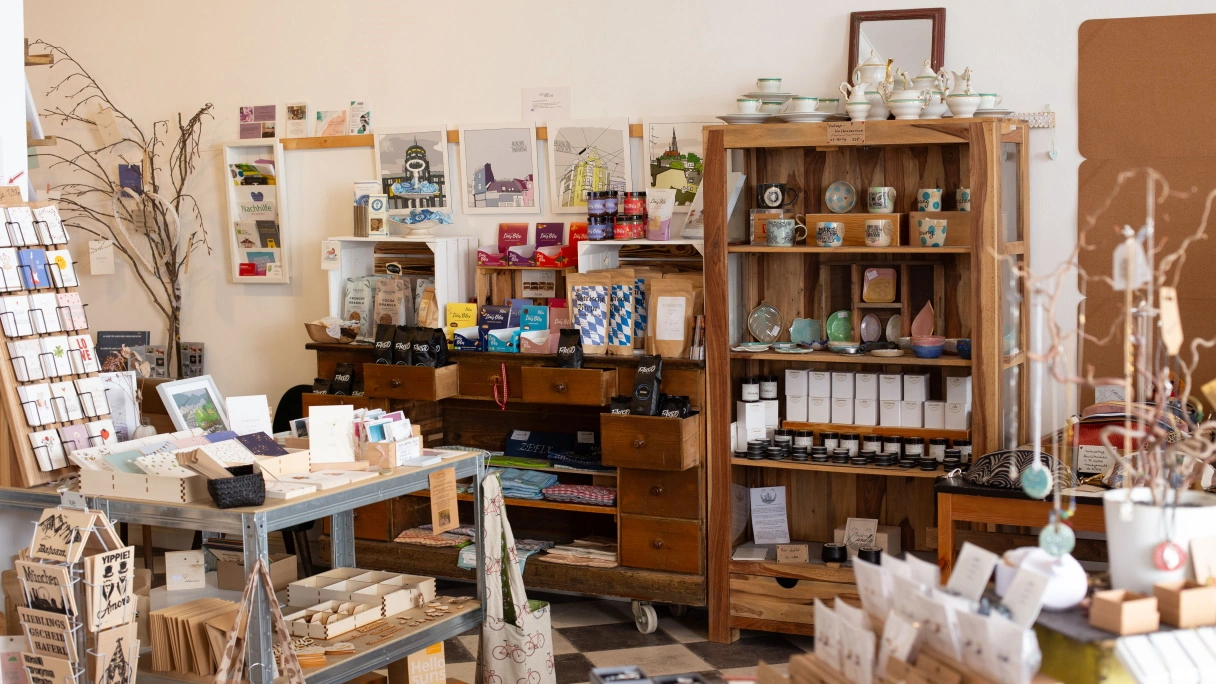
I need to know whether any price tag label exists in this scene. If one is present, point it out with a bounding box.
[776,543,809,564]
[827,121,865,144]
[60,490,87,510]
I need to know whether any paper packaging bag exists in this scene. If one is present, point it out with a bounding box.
[373,276,410,326]
[520,330,549,353]
[566,272,611,355]
[216,553,298,592]
[606,269,635,356]
[547,307,571,352]
[629,267,664,350]
[646,278,694,358]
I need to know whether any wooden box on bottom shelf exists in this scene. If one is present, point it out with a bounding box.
[729,571,859,635]
[619,515,702,574]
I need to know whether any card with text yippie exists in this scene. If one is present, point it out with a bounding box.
[84,545,136,632]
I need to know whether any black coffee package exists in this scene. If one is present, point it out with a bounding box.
[629,355,663,415]
[609,396,632,415]
[430,328,449,367]
[658,394,692,419]
[393,325,414,365]
[411,327,436,367]
[373,324,395,364]
[556,329,583,369]
[311,378,331,394]
[331,363,355,395]
[351,379,365,397]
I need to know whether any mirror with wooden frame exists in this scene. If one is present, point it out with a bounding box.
[848,8,946,86]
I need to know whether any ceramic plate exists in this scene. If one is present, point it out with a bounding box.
[974,108,1014,117]
[826,310,853,341]
[732,344,770,353]
[774,112,834,123]
[789,318,822,346]
[743,91,792,99]
[885,314,902,342]
[870,349,905,357]
[824,181,856,213]
[747,302,783,343]
[775,347,815,354]
[860,314,882,343]
[718,113,773,125]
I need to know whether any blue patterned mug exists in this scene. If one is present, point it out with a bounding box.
[917,188,943,211]
[956,187,972,212]
[867,187,897,213]
[816,221,845,248]
[917,218,948,247]
[766,218,807,247]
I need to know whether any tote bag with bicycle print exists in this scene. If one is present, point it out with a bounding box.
[476,472,556,684]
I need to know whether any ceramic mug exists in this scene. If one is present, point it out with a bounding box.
[816,221,845,248]
[757,78,782,93]
[760,100,785,114]
[867,187,897,213]
[758,183,799,209]
[917,188,943,211]
[817,97,841,113]
[865,219,894,248]
[766,219,807,247]
[956,188,972,212]
[979,93,1003,109]
[737,98,761,113]
[789,97,818,112]
[917,218,948,247]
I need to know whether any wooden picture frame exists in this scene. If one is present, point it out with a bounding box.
[847,8,946,86]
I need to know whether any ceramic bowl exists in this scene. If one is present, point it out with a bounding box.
[887,100,925,120]
[917,217,948,247]
[827,341,861,355]
[845,103,871,122]
[897,336,913,350]
[824,181,857,213]
[912,335,946,359]
[946,94,981,118]
[956,339,972,360]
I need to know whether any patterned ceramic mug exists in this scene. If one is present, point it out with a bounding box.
[865,219,894,248]
[917,218,948,247]
[917,188,943,211]
[766,219,807,247]
[956,188,972,212]
[867,187,897,213]
[816,221,845,248]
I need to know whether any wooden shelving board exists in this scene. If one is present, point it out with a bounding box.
[409,490,617,515]
[729,557,855,583]
[780,421,970,441]
[730,351,971,367]
[279,124,648,150]
[728,244,969,254]
[731,457,943,478]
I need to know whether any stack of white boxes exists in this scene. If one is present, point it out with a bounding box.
[945,376,973,430]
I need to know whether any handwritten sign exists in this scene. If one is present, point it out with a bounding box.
[776,544,809,564]
[827,121,866,145]
[843,517,878,556]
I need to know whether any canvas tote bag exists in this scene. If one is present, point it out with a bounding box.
[215,557,306,684]
[476,472,556,684]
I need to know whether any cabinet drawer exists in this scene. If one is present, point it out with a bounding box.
[620,515,701,574]
[617,368,704,409]
[618,467,701,519]
[520,367,617,406]
[601,413,699,471]
[729,574,859,625]
[458,360,523,399]
[363,363,459,401]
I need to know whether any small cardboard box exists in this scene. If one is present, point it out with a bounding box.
[880,400,901,427]
[737,401,765,433]
[785,370,808,397]
[903,373,930,402]
[900,401,923,428]
[831,372,855,399]
[879,374,902,400]
[854,399,878,427]
[1089,589,1160,635]
[786,395,808,422]
[924,401,945,429]
[831,397,853,425]
[807,397,831,423]
[217,553,298,592]
[855,373,878,400]
[318,579,374,603]
[808,371,832,397]
[946,375,972,405]
[762,399,780,428]
[284,599,382,639]
[833,524,902,557]
[945,402,971,430]
[1153,580,1216,628]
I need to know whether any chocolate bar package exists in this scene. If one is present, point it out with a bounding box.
[629,355,663,416]
[331,362,355,395]
[556,329,583,369]
[373,324,395,364]
[478,305,510,352]
[536,223,564,248]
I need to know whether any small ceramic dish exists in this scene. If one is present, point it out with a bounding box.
[748,301,782,343]
[897,336,913,350]
[911,335,946,359]
[826,310,853,341]
[869,349,905,358]
[828,342,862,355]
[956,339,972,359]
[824,181,857,213]
[885,314,902,342]
[732,342,772,353]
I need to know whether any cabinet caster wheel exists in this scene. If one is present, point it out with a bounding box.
[668,604,688,618]
[634,603,658,634]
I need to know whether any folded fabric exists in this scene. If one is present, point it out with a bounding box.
[547,449,614,472]
[487,456,551,469]
[542,484,616,507]
[493,467,559,500]
[457,538,554,572]
[421,523,477,539]
[393,527,473,548]
[538,536,618,567]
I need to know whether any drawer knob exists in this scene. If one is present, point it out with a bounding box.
[651,486,664,496]
[633,439,646,449]
[652,539,664,549]
[552,382,567,393]
[390,379,401,388]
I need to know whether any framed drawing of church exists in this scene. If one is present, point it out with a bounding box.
[643,117,717,212]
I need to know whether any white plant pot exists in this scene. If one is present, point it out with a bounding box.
[1103,487,1216,594]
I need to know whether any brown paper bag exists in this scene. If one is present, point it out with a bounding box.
[646,279,695,358]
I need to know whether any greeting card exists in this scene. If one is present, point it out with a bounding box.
[4,206,39,245]
[0,294,32,337]
[58,424,91,455]
[18,248,49,289]
[56,291,86,330]
[32,205,69,245]
[49,380,84,422]
[9,338,46,381]
[40,335,73,376]
[28,429,66,471]
[0,247,19,289]
[14,560,76,616]
[199,439,256,465]
[28,292,61,334]
[85,418,118,445]
[134,453,196,478]
[235,431,288,456]
[18,383,55,426]
[30,508,96,563]
[45,249,78,287]
[83,545,136,631]
[68,333,99,373]
[74,376,110,417]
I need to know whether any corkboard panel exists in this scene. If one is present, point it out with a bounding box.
[1077,158,1216,409]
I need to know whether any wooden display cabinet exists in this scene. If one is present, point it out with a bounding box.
[702,119,1031,642]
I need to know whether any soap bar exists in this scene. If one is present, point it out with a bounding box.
[862,268,897,303]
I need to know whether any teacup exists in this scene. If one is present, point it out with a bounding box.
[737,98,761,114]
[767,219,807,247]
[815,221,844,248]
[978,93,1003,109]
[917,188,943,211]
[867,187,897,214]
[917,218,948,247]
[956,188,972,212]
[789,97,818,113]
[817,98,841,113]
[946,93,981,118]
[756,78,782,93]
[864,219,894,248]
[846,103,871,122]
[760,100,786,114]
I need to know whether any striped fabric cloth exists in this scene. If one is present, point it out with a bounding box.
[541,484,616,507]
[393,527,473,547]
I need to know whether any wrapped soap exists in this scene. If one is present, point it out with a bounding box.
[862,268,897,303]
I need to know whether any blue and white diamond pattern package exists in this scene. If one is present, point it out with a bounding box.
[633,278,647,348]
[570,278,609,354]
[609,283,634,352]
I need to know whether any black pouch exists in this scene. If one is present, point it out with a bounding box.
[429,328,449,367]
[411,327,436,367]
[609,396,632,415]
[556,329,583,369]
[658,395,692,419]
[311,378,331,394]
[629,355,663,415]
[373,324,395,364]
[351,379,365,397]
[393,325,414,365]
[331,363,355,395]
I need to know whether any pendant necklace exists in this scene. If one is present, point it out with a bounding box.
[1153,497,1187,572]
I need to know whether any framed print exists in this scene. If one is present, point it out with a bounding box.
[155,375,229,435]
[458,123,540,214]
[644,117,717,211]
[374,126,452,222]
[546,119,632,214]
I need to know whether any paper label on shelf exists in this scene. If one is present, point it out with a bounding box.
[59,490,87,510]
[510,430,530,441]
[827,121,865,144]
[1077,445,1115,474]
[749,486,790,545]
[576,431,594,444]
[655,296,686,341]
[321,240,341,270]
[428,467,459,534]
[776,544,809,564]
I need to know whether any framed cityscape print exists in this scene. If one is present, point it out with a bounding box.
[458,123,540,214]
[156,375,229,435]
[643,117,716,212]
[545,119,632,214]
[374,126,452,222]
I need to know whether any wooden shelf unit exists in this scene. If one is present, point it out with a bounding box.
[408,490,618,515]
[703,119,1031,642]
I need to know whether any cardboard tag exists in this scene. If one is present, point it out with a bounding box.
[165,550,206,591]
[776,544,809,564]
[827,120,865,144]
[852,557,892,619]
[89,239,116,275]
[1192,535,1216,584]
[1159,286,1183,355]
[813,598,842,671]
[19,606,77,662]
[428,467,459,534]
[955,611,994,677]
[59,490,87,511]
[945,542,1000,602]
[22,651,76,684]
[839,619,875,684]
[1002,566,1050,628]
[30,508,96,563]
[876,612,922,680]
[15,560,77,617]
[83,545,136,631]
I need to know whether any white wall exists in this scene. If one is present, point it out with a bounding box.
[21,0,1216,410]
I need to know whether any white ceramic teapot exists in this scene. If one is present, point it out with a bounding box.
[853,50,892,89]
[840,81,870,104]
[911,60,938,91]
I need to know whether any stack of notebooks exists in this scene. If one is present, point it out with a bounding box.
[148,598,239,676]
[535,537,618,568]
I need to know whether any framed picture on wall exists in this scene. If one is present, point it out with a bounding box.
[374,126,452,221]
[457,123,540,215]
[545,119,632,214]
[156,375,229,435]
[643,117,717,212]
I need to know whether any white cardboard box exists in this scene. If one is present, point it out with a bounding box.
[879,374,903,401]
[786,395,808,422]
[880,400,901,427]
[807,396,832,423]
[737,401,765,434]
[903,373,930,402]
[855,373,878,400]
[945,402,971,430]
[832,397,854,425]
[785,370,809,397]
[946,376,973,405]
[901,401,924,428]
[808,371,832,397]
[924,401,945,429]
[854,399,878,426]
[832,372,855,399]
[730,422,738,452]
[762,399,780,428]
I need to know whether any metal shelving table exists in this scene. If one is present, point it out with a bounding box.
[3,451,486,684]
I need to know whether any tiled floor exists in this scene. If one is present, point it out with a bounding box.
[438,588,811,684]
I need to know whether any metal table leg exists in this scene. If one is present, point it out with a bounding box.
[242,511,273,684]
[330,509,355,568]
[201,530,220,572]
[474,456,485,604]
